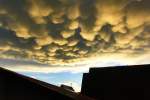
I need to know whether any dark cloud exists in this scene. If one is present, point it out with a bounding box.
[0,0,149,65]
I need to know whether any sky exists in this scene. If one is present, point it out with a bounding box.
[19,71,83,92]
[0,0,150,92]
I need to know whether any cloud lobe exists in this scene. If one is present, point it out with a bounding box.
[0,0,150,65]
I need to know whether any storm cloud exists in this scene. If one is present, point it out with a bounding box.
[0,0,149,65]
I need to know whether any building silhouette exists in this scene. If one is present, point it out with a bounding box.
[61,84,75,92]
[0,67,94,100]
[1,64,150,100]
[81,64,150,100]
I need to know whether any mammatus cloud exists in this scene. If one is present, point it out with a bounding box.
[1,52,150,73]
[0,0,149,65]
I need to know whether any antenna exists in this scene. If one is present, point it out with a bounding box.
[70,82,72,87]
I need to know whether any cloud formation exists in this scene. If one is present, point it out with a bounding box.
[1,52,150,73]
[0,0,149,65]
